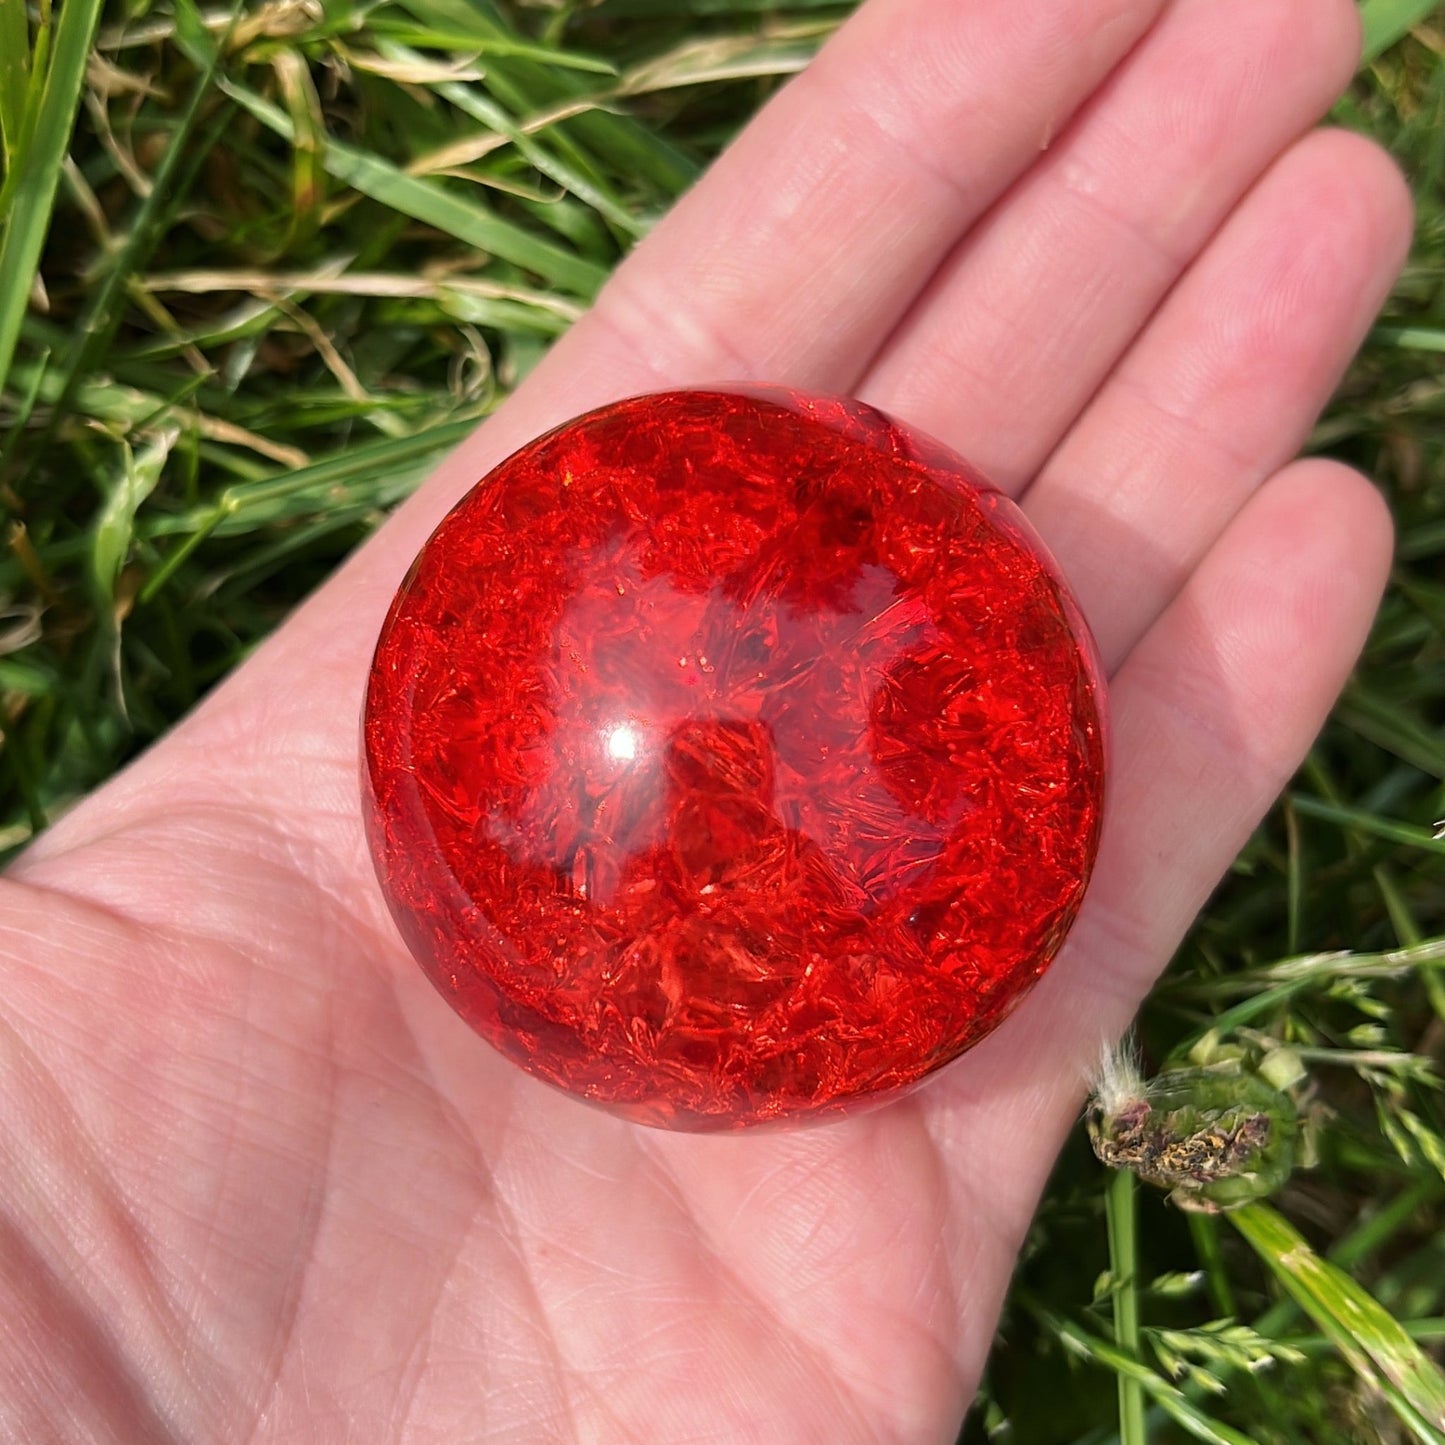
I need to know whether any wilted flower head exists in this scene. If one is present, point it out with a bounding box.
[1087,1039,1299,1212]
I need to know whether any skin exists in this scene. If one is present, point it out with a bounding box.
[0,0,1415,1439]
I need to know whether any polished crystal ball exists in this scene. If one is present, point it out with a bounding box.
[363,387,1106,1129]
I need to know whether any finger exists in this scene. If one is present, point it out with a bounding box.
[539,0,1169,401]
[860,0,1363,492]
[1023,128,1412,669]
[363,0,1168,555]
[925,458,1394,1233]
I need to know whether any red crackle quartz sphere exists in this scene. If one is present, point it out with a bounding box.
[363,387,1106,1130]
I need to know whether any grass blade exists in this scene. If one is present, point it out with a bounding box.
[0,0,30,165]
[1289,796,1445,854]
[1335,689,1445,779]
[390,41,648,239]
[41,0,233,456]
[367,21,616,74]
[397,0,696,192]
[91,429,175,618]
[0,0,104,396]
[193,416,480,533]
[1035,1307,1259,1445]
[1230,1202,1445,1442]
[1359,0,1442,65]
[220,80,607,298]
[1373,325,1445,352]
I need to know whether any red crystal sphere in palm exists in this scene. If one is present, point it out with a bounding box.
[364,387,1106,1129]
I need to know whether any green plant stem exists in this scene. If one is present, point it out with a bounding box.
[1187,1212,1237,1320]
[1106,1167,1147,1445]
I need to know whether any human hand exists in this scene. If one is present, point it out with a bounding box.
[0,0,1411,1438]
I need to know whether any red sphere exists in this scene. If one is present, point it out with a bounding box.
[364,388,1105,1129]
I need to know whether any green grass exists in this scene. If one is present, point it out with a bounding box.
[1,0,1444,1440]
[988,5,1445,1419]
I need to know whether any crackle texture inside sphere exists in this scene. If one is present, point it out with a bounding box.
[363,387,1106,1129]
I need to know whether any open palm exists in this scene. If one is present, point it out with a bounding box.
[0,0,1412,1438]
